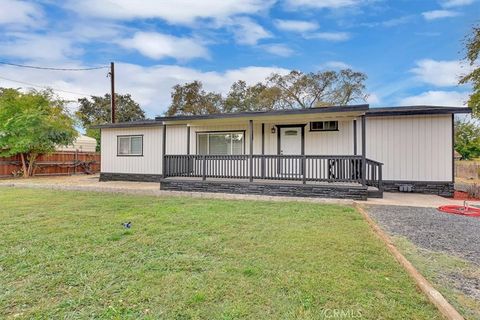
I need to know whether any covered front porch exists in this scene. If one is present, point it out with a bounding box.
[158,105,383,199]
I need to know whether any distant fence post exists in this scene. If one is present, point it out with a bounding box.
[74,149,78,175]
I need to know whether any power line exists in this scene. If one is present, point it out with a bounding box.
[0,75,94,97]
[0,61,109,71]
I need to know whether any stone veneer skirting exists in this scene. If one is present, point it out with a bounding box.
[382,180,454,197]
[100,172,163,182]
[160,179,368,200]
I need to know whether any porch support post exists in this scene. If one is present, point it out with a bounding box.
[261,123,265,179]
[261,123,265,155]
[249,119,253,182]
[186,125,190,155]
[353,119,357,155]
[162,123,167,179]
[361,115,366,186]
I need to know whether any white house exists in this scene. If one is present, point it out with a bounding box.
[93,105,470,200]
[57,135,97,153]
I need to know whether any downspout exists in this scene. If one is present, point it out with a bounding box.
[162,122,166,179]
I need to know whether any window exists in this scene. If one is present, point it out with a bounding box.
[117,135,143,156]
[284,130,298,136]
[197,132,244,155]
[310,121,338,131]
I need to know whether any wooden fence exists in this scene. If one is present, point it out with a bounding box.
[0,151,100,178]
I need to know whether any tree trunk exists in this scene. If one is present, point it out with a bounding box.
[26,153,37,177]
[20,153,28,178]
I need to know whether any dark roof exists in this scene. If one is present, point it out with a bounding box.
[154,104,369,122]
[90,119,160,129]
[91,105,471,129]
[366,105,471,116]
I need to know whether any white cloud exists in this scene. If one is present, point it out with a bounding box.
[422,10,459,20]
[65,0,274,25]
[366,93,380,105]
[441,0,475,8]
[273,19,349,42]
[0,62,289,117]
[118,32,209,61]
[318,61,351,69]
[285,0,361,9]
[304,32,350,41]
[0,0,43,27]
[400,90,467,106]
[262,44,295,57]
[231,18,272,45]
[274,19,319,32]
[69,22,125,42]
[0,33,79,62]
[411,59,471,87]
[362,15,414,28]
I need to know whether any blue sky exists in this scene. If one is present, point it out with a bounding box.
[0,0,478,117]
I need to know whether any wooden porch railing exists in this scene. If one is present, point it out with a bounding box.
[164,154,383,189]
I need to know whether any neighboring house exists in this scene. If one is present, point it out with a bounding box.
[93,105,470,200]
[57,135,97,153]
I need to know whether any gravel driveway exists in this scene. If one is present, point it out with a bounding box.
[366,205,480,265]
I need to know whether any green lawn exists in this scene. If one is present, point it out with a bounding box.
[0,188,440,319]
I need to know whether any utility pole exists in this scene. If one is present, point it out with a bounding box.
[109,62,115,123]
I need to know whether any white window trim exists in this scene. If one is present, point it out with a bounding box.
[197,131,245,155]
[117,135,143,156]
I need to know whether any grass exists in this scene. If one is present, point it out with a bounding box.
[393,236,480,319]
[0,188,441,319]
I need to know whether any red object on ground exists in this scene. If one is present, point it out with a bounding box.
[437,205,480,217]
[452,191,480,201]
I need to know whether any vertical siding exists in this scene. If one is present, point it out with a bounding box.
[101,126,163,174]
[304,120,354,155]
[189,120,354,155]
[363,115,452,181]
[166,125,188,154]
[263,123,277,155]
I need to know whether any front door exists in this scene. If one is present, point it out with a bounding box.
[279,126,302,176]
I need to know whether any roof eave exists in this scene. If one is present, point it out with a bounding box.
[155,104,369,122]
[90,121,161,129]
[366,107,471,117]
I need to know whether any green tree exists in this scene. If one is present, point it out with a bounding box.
[267,69,367,109]
[166,69,368,116]
[224,80,281,113]
[0,88,77,177]
[77,93,145,151]
[460,24,480,117]
[166,81,223,116]
[454,119,480,160]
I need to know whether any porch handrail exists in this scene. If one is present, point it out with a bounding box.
[164,154,383,188]
[365,158,383,190]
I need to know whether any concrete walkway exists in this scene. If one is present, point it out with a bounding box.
[1,174,479,208]
[361,192,480,208]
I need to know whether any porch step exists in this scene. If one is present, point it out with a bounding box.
[367,189,383,198]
